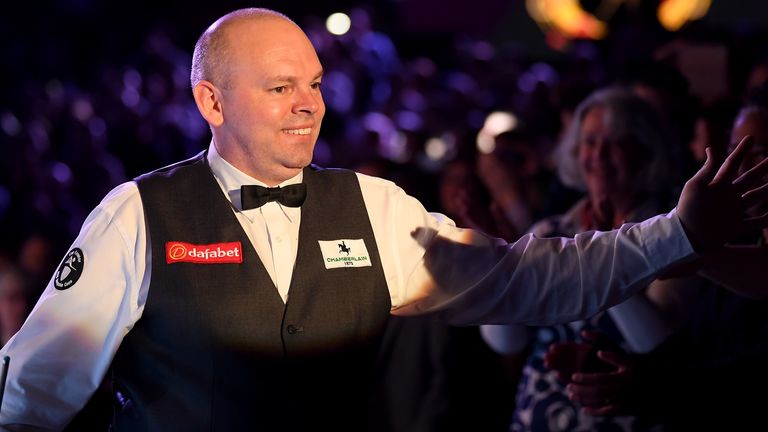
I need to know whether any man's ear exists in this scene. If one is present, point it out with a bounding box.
[192,80,224,127]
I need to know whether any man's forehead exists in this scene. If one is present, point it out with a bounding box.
[225,44,323,82]
[223,15,295,39]
[225,18,317,54]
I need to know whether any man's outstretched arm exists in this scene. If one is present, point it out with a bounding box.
[389,137,768,325]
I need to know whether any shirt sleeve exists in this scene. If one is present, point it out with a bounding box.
[357,173,695,326]
[0,182,149,431]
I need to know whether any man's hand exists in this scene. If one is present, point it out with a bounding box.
[677,136,768,253]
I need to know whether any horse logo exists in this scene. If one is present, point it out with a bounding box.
[338,241,351,256]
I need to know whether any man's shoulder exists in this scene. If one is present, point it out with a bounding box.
[307,165,404,194]
[90,181,144,226]
[135,151,207,183]
[353,171,404,195]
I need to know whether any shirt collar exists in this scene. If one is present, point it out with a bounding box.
[206,141,304,212]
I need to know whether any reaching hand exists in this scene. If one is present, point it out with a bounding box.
[545,330,636,416]
[677,136,768,253]
[543,330,602,382]
[567,349,636,416]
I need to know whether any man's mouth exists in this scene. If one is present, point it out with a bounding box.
[282,128,312,135]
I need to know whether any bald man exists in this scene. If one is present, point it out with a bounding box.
[2,8,767,431]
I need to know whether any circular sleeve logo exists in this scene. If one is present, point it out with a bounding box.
[168,244,188,261]
[54,248,85,290]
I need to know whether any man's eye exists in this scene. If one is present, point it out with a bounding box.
[272,86,287,94]
[311,82,322,90]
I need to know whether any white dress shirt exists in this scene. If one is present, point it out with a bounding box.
[0,143,694,430]
[209,143,302,302]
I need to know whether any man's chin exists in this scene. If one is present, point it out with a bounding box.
[283,160,312,173]
[293,152,315,168]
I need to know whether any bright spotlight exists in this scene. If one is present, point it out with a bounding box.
[425,137,447,161]
[326,12,351,36]
[483,111,518,136]
[476,111,518,154]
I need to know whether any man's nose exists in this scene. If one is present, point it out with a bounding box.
[293,88,321,114]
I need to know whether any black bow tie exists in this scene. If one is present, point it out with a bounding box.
[240,184,307,209]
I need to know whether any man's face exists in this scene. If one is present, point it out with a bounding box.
[217,18,325,185]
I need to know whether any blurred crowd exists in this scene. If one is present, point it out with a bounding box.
[2,3,768,431]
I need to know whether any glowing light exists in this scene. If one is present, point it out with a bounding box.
[395,110,422,131]
[477,132,496,154]
[658,0,711,31]
[121,87,141,108]
[484,112,518,136]
[123,69,142,88]
[88,117,107,137]
[476,111,519,154]
[691,0,711,18]
[384,131,409,163]
[72,99,93,122]
[0,112,21,136]
[326,12,351,36]
[526,0,607,41]
[527,0,711,41]
[51,161,73,185]
[425,137,447,161]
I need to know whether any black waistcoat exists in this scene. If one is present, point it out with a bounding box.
[111,152,391,431]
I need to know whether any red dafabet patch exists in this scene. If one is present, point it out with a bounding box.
[165,242,243,264]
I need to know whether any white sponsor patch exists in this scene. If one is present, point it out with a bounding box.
[54,248,85,290]
[318,239,372,269]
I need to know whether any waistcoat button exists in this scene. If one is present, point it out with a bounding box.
[286,325,303,334]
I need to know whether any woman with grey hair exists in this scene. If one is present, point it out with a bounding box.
[554,86,675,229]
[482,87,704,431]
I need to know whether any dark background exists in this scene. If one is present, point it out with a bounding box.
[2,2,768,430]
